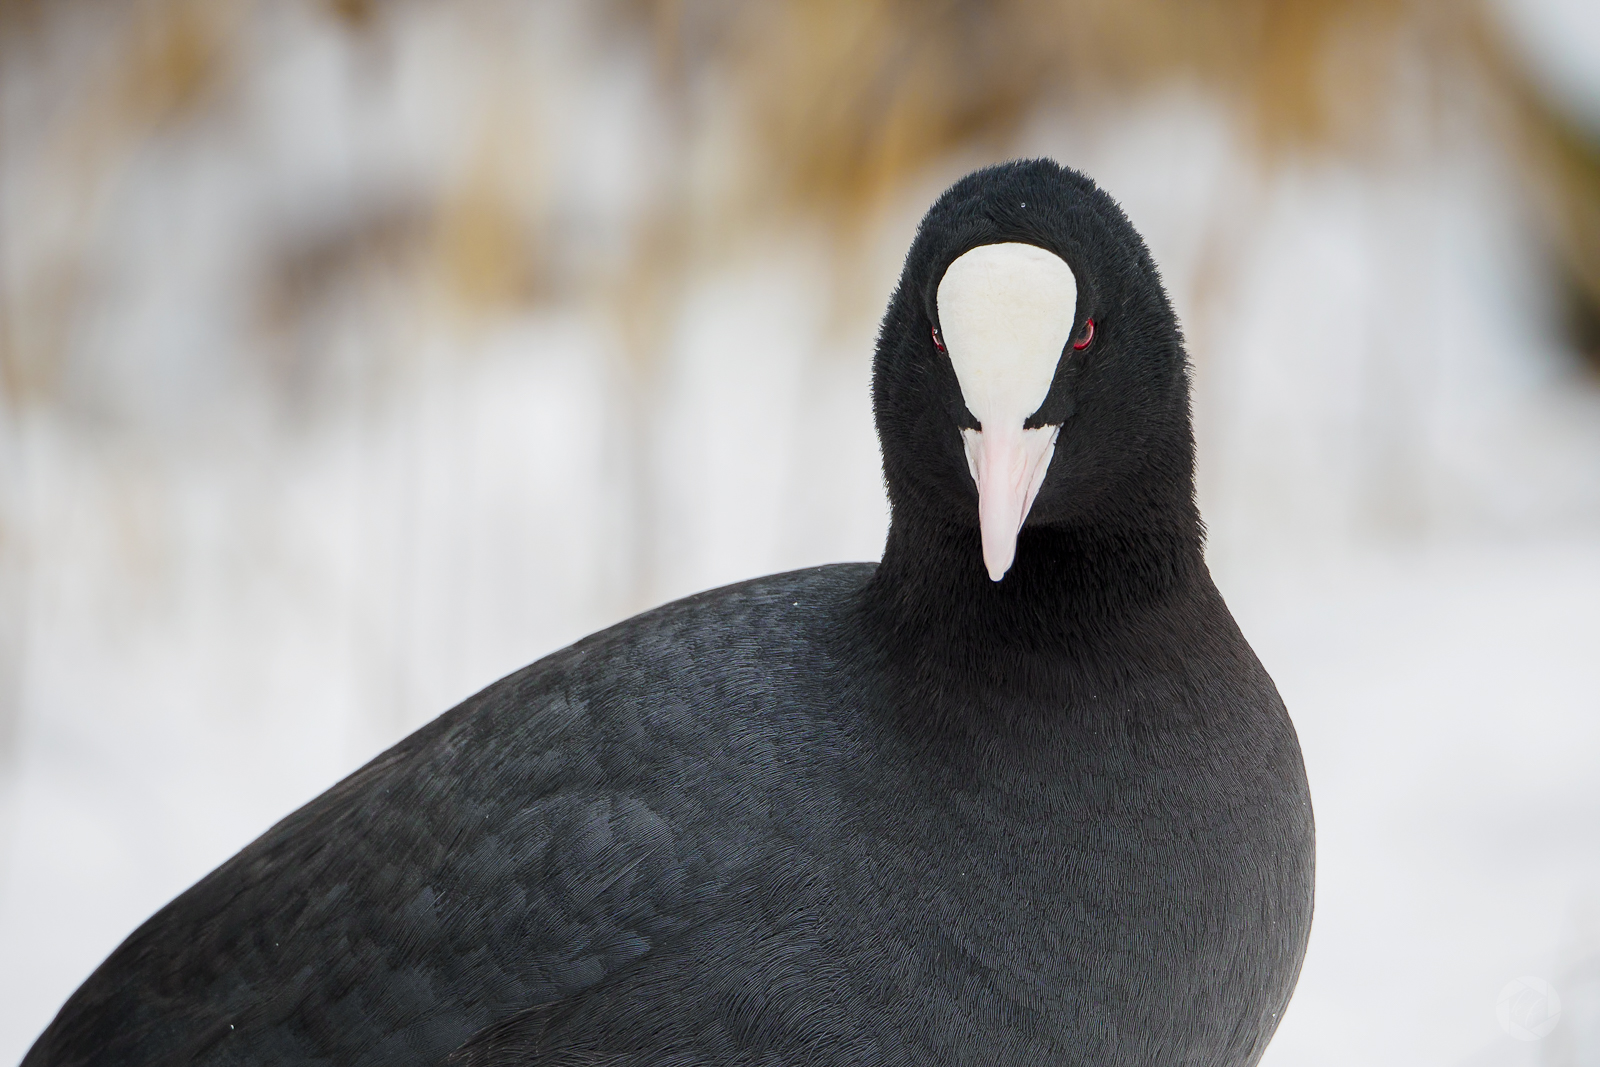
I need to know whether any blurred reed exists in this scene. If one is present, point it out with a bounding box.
[2,0,1598,753]
[4,0,1597,419]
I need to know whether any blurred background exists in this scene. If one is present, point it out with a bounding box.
[2,0,1599,1062]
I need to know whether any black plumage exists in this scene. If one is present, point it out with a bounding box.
[24,159,1313,1067]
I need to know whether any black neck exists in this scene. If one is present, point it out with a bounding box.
[857,486,1213,730]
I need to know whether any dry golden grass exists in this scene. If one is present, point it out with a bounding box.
[4,0,1599,409]
[654,0,1435,223]
[0,0,246,406]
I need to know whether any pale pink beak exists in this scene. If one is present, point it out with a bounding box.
[962,424,1060,581]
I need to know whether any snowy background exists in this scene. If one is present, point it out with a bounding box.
[3,1,1600,1064]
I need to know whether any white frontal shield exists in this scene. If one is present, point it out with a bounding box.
[937,242,1077,581]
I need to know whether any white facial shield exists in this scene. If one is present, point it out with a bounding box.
[937,242,1077,581]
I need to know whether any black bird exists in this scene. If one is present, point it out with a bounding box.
[24,159,1314,1067]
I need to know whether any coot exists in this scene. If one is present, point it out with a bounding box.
[25,158,1314,1067]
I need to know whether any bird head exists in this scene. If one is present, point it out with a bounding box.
[873,158,1194,582]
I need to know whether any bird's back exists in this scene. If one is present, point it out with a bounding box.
[23,565,880,1066]
[24,563,1312,1067]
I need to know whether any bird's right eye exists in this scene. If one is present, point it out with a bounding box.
[1072,318,1095,351]
[932,327,947,354]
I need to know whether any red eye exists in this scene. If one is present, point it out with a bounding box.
[1073,317,1095,351]
[932,326,947,353]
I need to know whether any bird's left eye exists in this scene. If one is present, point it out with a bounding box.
[932,326,947,354]
[1072,318,1095,351]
